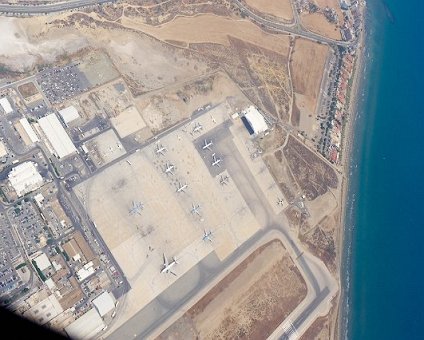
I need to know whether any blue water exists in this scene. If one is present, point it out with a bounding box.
[347,0,424,339]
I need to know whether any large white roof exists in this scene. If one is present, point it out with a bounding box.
[65,308,105,339]
[33,253,52,271]
[0,97,12,114]
[38,113,77,159]
[92,291,115,317]
[244,106,268,135]
[19,118,39,143]
[8,161,43,197]
[59,106,80,125]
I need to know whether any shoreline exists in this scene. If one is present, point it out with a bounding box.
[336,2,368,338]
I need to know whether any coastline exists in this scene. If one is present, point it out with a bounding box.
[336,1,368,338]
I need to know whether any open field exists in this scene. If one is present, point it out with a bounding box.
[17,82,39,99]
[121,14,290,57]
[301,13,341,40]
[244,0,294,22]
[157,239,307,340]
[290,38,328,114]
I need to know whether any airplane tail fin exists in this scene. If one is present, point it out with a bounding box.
[173,257,178,264]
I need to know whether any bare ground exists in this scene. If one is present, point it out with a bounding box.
[157,240,307,340]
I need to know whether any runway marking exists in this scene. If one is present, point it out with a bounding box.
[281,319,299,340]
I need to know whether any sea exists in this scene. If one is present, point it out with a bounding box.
[342,0,424,339]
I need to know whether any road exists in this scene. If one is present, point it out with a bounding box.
[0,0,115,14]
[0,0,355,49]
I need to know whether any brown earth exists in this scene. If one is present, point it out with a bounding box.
[301,12,342,40]
[290,38,328,113]
[157,240,307,340]
[17,82,39,99]
[283,135,338,200]
[244,0,294,22]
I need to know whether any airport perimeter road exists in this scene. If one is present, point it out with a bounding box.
[0,0,115,14]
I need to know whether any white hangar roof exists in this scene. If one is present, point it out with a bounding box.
[92,291,115,317]
[38,113,77,159]
[59,106,80,125]
[65,308,105,339]
[0,97,13,114]
[244,105,268,135]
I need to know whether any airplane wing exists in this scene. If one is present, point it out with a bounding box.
[163,253,168,266]
[170,271,177,277]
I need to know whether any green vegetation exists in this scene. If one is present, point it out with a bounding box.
[62,250,70,262]
[31,260,47,282]
[14,207,20,215]
[47,238,54,246]
[15,263,26,270]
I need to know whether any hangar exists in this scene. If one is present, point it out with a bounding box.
[242,105,268,135]
[38,113,77,159]
[65,308,105,339]
[92,291,115,317]
[58,106,80,126]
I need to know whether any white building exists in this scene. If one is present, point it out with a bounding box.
[19,118,39,143]
[33,252,52,271]
[92,291,115,317]
[58,106,80,126]
[76,261,95,281]
[8,162,43,197]
[23,295,63,325]
[0,141,7,158]
[242,106,268,135]
[65,308,105,339]
[38,113,77,159]
[0,97,13,114]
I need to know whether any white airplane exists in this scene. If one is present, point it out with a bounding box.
[155,143,167,156]
[161,253,178,276]
[164,162,175,175]
[202,230,213,242]
[220,174,230,185]
[176,182,188,193]
[212,153,222,167]
[202,139,213,151]
[210,114,216,124]
[192,122,203,134]
[129,201,144,215]
[277,198,284,206]
[191,203,201,216]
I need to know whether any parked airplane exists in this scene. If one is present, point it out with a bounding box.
[202,230,213,242]
[155,143,167,156]
[202,139,213,151]
[164,162,175,175]
[191,203,201,216]
[129,201,144,215]
[277,198,284,206]
[192,122,203,134]
[161,253,178,275]
[220,174,230,185]
[212,153,222,167]
[176,182,188,193]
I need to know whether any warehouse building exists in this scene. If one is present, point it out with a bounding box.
[65,308,105,339]
[38,113,77,159]
[92,291,115,317]
[58,106,80,126]
[19,118,39,144]
[23,295,63,325]
[0,97,13,114]
[8,161,43,197]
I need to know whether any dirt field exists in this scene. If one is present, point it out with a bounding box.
[283,135,338,200]
[244,0,294,22]
[157,240,307,340]
[290,38,328,114]
[301,12,342,40]
[17,82,39,99]
[121,14,290,56]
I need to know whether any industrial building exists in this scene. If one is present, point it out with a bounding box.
[0,97,13,114]
[19,118,39,144]
[65,308,105,339]
[92,291,115,317]
[33,252,52,271]
[241,105,268,135]
[23,295,63,325]
[38,113,77,159]
[8,161,43,197]
[58,105,80,126]
[0,141,7,158]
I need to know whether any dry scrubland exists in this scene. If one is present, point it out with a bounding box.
[157,240,307,340]
[244,0,294,22]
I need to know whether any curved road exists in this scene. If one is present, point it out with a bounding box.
[0,0,115,14]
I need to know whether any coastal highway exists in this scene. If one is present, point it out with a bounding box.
[0,0,115,14]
